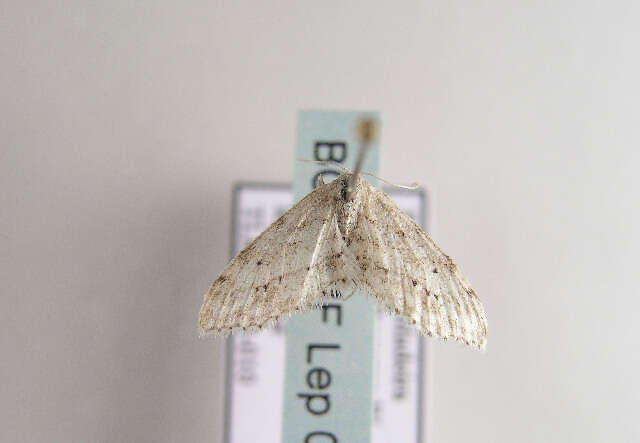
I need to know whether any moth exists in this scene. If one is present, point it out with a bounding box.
[199,170,488,350]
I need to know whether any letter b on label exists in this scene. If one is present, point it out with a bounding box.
[314,142,346,163]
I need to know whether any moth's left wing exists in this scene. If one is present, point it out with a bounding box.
[199,178,353,335]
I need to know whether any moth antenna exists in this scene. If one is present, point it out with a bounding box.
[296,158,351,173]
[342,289,356,301]
[359,172,420,190]
[297,142,418,191]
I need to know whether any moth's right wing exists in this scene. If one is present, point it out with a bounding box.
[199,179,350,334]
[349,183,488,350]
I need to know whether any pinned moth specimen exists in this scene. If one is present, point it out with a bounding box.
[199,122,487,349]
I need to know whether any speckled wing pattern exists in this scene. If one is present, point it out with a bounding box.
[352,183,488,349]
[199,178,351,335]
[199,172,488,350]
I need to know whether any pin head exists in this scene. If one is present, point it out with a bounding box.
[356,118,378,144]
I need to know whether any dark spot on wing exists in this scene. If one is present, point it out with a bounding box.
[257,260,263,265]
[340,180,348,201]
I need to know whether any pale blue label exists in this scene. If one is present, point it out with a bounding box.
[282,110,380,443]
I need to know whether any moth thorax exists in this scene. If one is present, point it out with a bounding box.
[337,176,364,236]
[342,173,365,200]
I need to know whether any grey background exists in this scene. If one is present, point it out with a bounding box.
[1,1,639,442]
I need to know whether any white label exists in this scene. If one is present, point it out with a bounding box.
[225,185,427,443]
